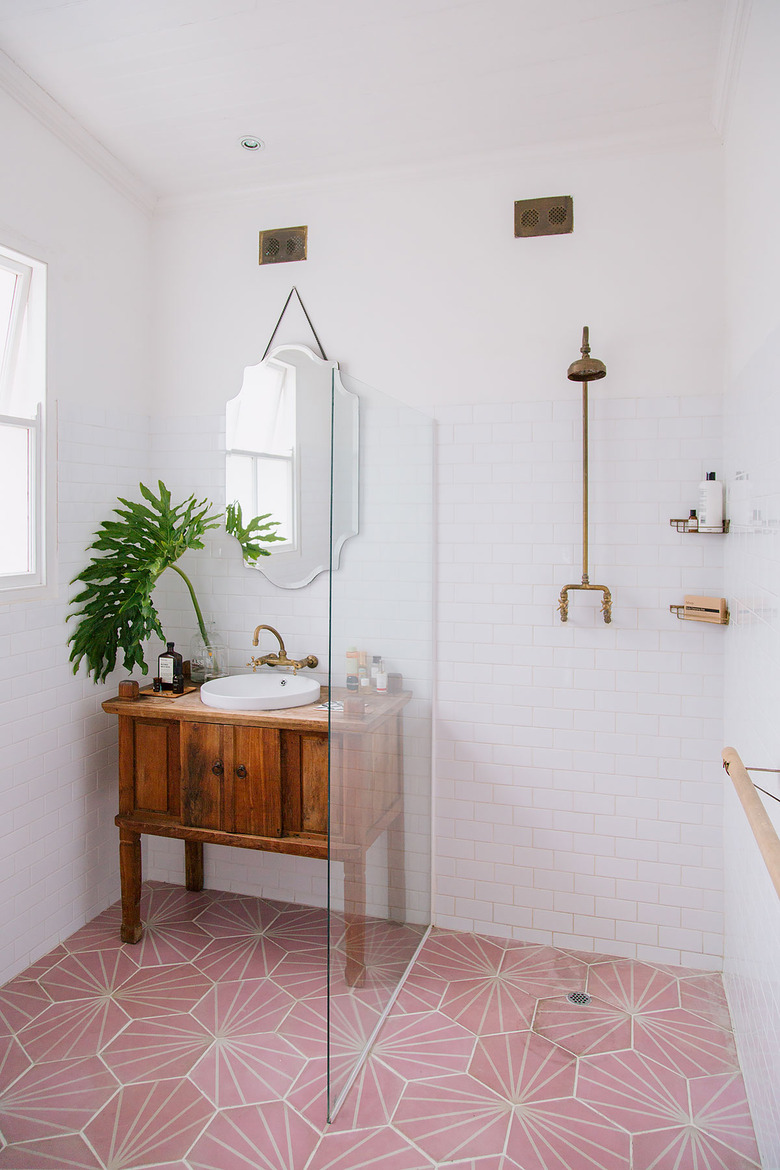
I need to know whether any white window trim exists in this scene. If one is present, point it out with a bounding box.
[0,243,54,604]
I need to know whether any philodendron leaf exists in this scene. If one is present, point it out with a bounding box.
[225,501,285,563]
[67,480,221,684]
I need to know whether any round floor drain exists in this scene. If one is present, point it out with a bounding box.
[566,991,592,1006]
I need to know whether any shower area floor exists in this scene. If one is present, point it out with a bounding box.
[0,881,760,1169]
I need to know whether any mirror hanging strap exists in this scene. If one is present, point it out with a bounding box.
[261,287,328,362]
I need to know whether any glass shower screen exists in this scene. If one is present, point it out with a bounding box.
[326,372,433,1120]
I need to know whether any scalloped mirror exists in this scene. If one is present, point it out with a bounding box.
[225,344,359,588]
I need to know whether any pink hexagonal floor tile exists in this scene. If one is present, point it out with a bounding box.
[500,945,587,998]
[507,1096,630,1170]
[0,980,51,1037]
[370,1010,475,1081]
[192,978,294,1038]
[634,1008,740,1079]
[190,1029,307,1108]
[469,1030,576,1103]
[390,969,446,1015]
[577,1049,690,1133]
[534,994,631,1056]
[587,959,680,1014]
[114,961,212,1019]
[269,948,328,1001]
[306,1124,434,1170]
[16,996,130,1062]
[195,933,286,982]
[187,1100,319,1170]
[0,1133,103,1168]
[278,993,378,1061]
[680,974,733,1031]
[439,972,536,1036]
[61,903,128,956]
[85,1078,213,1168]
[101,1013,213,1083]
[0,1055,117,1143]
[13,947,68,982]
[39,948,137,1002]
[394,1072,512,1163]
[194,893,281,938]
[689,1072,761,1163]
[632,1125,760,1169]
[288,1053,404,1134]
[416,932,505,982]
[264,905,330,952]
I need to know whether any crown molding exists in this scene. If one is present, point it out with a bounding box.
[0,48,156,216]
[712,0,752,142]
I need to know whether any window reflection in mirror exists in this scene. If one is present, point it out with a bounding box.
[225,344,358,589]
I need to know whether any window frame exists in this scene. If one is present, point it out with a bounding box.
[0,242,52,602]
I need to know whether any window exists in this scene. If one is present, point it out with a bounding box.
[0,243,48,595]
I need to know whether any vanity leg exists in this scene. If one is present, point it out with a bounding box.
[119,827,143,944]
[387,799,407,924]
[344,855,367,988]
[185,840,204,891]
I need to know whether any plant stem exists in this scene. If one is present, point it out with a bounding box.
[169,563,209,645]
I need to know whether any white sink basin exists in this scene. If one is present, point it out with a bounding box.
[199,673,320,712]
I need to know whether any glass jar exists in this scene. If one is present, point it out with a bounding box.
[189,622,228,683]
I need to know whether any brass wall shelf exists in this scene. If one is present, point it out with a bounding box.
[670,603,730,625]
[669,518,730,534]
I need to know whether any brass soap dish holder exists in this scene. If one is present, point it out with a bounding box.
[669,518,730,534]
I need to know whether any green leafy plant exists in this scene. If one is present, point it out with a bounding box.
[67,481,282,683]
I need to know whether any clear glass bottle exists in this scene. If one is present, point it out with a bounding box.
[189,622,228,683]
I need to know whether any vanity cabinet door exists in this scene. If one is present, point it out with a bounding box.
[181,722,226,830]
[180,722,282,838]
[119,716,180,820]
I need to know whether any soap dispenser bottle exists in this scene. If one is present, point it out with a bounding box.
[698,472,724,532]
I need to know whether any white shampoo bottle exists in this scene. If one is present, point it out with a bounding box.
[698,472,724,531]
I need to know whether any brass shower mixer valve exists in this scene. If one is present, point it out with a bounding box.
[558,581,612,624]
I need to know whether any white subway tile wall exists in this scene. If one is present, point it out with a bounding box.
[723,327,780,1168]
[0,405,151,985]
[435,394,725,968]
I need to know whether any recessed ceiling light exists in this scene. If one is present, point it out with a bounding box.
[239,135,265,152]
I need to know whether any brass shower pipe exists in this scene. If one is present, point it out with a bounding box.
[557,326,612,624]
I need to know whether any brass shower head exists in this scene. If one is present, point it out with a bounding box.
[567,326,606,382]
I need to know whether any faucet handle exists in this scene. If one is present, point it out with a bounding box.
[246,657,261,673]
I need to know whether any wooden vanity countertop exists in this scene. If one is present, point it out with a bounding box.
[102,683,410,733]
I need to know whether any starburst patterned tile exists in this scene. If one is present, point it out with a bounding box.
[305,1124,434,1170]
[679,974,733,1031]
[0,1133,103,1168]
[587,960,680,1014]
[500,945,587,998]
[416,933,505,982]
[393,1072,511,1162]
[194,894,281,938]
[187,1100,319,1170]
[264,906,330,952]
[192,979,294,1039]
[634,1008,740,1078]
[0,1055,117,1143]
[14,947,68,982]
[190,1029,307,1108]
[0,1035,30,1091]
[533,994,631,1056]
[101,1013,213,1083]
[269,949,328,1000]
[576,1049,690,1132]
[390,969,446,1015]
[195,933,286,982]
[632,1125,761,1169]
[39,949,137,1002]
[0,980,51,1037]
[439,972,536,1036]
[131,891,212,967]
[278,993,378,1061]
[689,1072,761,1162]
[16,996,130,1061]
[370,1011,475,1080]
[507,1096,631,1170]
[289,1054,405,1134]
[469,1030,576,1103]
[61,903,128,955]
[85,1078,213,1168]
[114,961,212,1018]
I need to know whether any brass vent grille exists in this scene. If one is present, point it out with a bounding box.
[259,226,308,265]
[514,196,573,238]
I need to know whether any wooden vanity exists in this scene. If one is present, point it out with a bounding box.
[102,684,409,982]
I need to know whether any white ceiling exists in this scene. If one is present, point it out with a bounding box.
[0,0,728,203]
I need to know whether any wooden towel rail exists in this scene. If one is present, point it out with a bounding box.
[722,746,780,901]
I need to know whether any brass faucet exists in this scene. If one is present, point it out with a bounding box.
[247,624,318,674]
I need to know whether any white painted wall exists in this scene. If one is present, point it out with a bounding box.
[722,1,780,1163]
[0,89,152,983]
